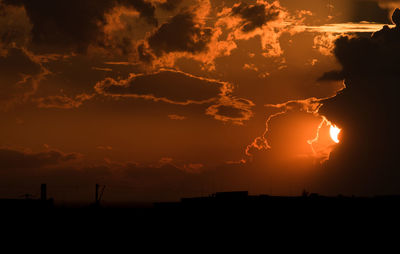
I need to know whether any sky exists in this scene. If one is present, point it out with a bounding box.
[0,0,399,203]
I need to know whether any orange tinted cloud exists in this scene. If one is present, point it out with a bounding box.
[216,0,310,57]
[99,5,154,56]
[0,147,80,169]
[0,48,49,111]
[313,32,339,56]
[94,69,255,124]
[35,93,94,109]
[94,69,231,105]
[139,0,237,70]
[206,97,255,125]
[3,0,159,53]
[168,114,186,120]
[1,0,379,200]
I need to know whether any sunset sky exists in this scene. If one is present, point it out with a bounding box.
[1,0,399,203]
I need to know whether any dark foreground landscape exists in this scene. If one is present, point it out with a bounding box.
[2,184,400,216]
[2,184,400,237]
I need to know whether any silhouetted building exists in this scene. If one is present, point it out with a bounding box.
[154,191,400,212]
[0,184,53,210]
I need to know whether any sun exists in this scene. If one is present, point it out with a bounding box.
[330,125,341,143]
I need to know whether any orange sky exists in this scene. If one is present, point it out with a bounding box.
[0,0,398,202]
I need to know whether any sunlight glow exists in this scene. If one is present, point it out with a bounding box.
[330,125,341,144]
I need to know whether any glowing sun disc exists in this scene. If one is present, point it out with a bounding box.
[330,125,341,143]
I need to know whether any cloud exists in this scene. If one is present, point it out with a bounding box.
[3,0,158,53]
[138,0,237,69]
[94,69,255,124]
[317,70,345,81]
[231,1,281,32]
[168,114,186,120]
[0,0,234,68]
[148,11,212,56]
[216,0,308,58]
[35,93,94,109]
[0,1,43,82]
[91,0,313,69]
[313,33,339,56]
[316,9,400,193]
[0,147,80,169]
[98,5,157,56]
[332,27,400,77]
[0,2,32,51]
[0,4,50,110]
[0,47,45,111]
[94,69,232,105]
[206,98,255,125]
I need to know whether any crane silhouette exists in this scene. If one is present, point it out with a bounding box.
[95,184,106,206]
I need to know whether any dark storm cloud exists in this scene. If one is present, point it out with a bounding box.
[0,148,79,169]
[317,70,344,81]
[3,0,158,53]
[231,1,281,32]
[147,11,213,56]
[351,0,391,23]
[317,9,400,194]
[95,69,230,105]
[0,2,31,49]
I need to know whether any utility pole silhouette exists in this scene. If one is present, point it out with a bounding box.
[41,184,47,201]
